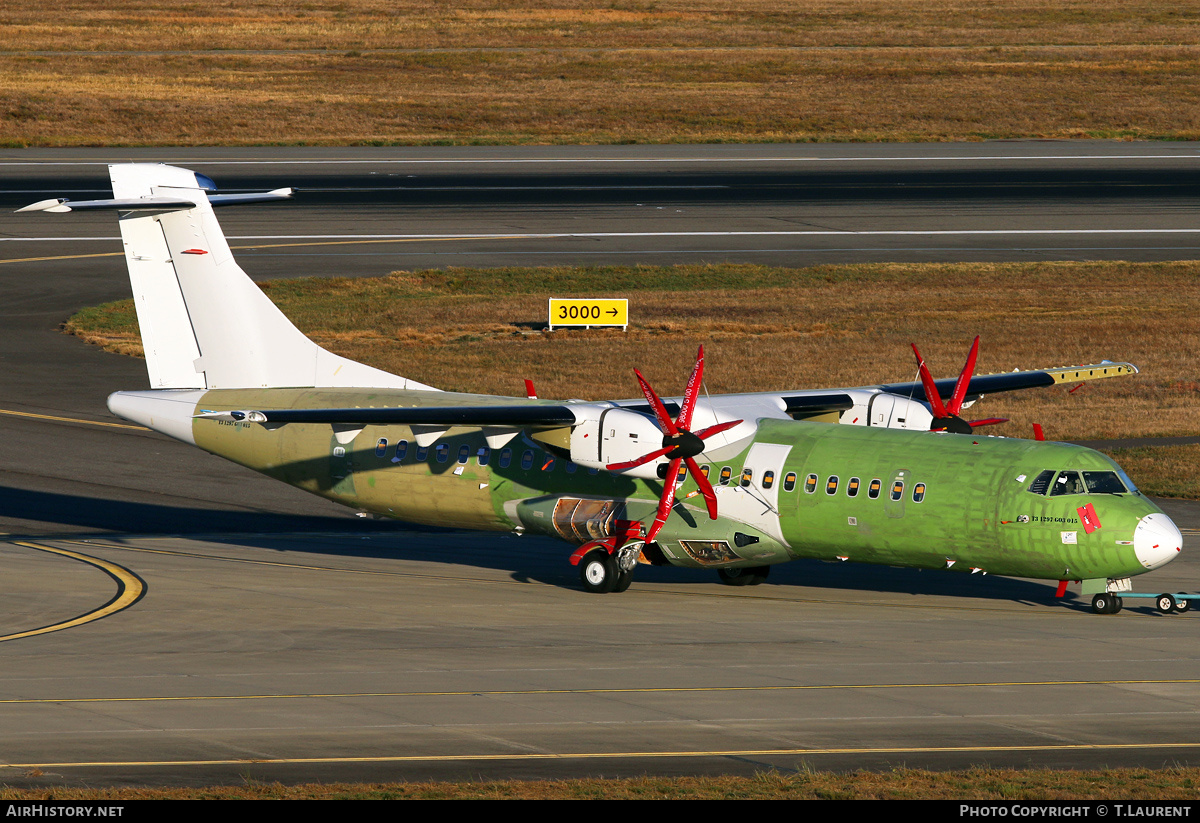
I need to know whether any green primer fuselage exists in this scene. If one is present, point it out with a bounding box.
[191,388,1163,582]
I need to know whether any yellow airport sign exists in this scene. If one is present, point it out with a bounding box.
[548,298,628,330]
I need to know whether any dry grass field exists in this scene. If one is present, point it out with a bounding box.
[67,260,1200,445]
[4,1,1200,145]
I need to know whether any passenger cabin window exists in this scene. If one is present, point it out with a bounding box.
[804,474,818,494]
[890,480,904,501]
[1050,471,1084,496]
[1027,469,1055,495]
[435,444,450,463]
[826,475,839,495]
[783,472,797,492]
[912,482,926,503]
[675,464,687,483]
[542,455,555,472]
[375,438,388,458]
[499,448,512,468]
[762,470,775,489]
[416,445,429,461]
[719,466,733,486]
[393,440,409,463]
[741,468,753,487]
[477,447,490,466]
[457,445,470,464]
[520,450,534,470]
[699,465,710,479]
[868,478,882,499]
[847,477,861,497]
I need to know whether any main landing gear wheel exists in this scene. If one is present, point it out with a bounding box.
[718,566,770,587]
[1157,593,1178,614]
[1091,593,1123,614]
[580,550,618,594]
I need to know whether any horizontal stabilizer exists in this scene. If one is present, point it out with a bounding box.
[16,188,294,214]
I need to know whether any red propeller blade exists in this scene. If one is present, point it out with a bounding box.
[677,345,704,431]
[948,335,980,415]
[606,445,675,473]
[967,417,1009,428]
[633,368,678,435]
[692,418,743,441]
[911,343,950,420]
[684,456,719,519]
[645,458,682,543]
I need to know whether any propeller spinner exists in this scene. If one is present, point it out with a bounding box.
[910,336,1009,434]
[607,346,742,544]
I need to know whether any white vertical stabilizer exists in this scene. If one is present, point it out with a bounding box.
[108,164,437,392]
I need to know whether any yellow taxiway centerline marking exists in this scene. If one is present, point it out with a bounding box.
[4,741,1200,769]
[0,542,145,642]
[0,407,148,431]
[0,250,124,264]
[2,677,1196,705]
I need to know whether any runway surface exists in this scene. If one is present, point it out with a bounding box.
[1,143,1198,786]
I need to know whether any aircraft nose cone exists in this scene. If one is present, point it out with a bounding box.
[1133,512,1183,571]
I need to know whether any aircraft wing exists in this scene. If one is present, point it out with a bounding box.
[199,360,1136,429]
[875,361,1138,404]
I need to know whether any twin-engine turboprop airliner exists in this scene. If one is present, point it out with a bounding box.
[20,164,1182,612]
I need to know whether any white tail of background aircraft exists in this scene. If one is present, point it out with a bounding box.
[46,164,437,393]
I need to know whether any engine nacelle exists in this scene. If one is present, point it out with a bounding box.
[569,407,667,478]
[837,391,935,430]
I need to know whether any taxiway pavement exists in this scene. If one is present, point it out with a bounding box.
[1,144,1198,786]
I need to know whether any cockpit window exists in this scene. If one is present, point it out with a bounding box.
[1083,471,1128,494]
[1116,468,1140,494]
[1049,470,1085,496]
[1027,470,1055,495]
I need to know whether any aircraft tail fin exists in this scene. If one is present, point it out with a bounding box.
[26,163,436,392]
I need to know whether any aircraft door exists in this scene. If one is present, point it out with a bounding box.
[717,442,793,544]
